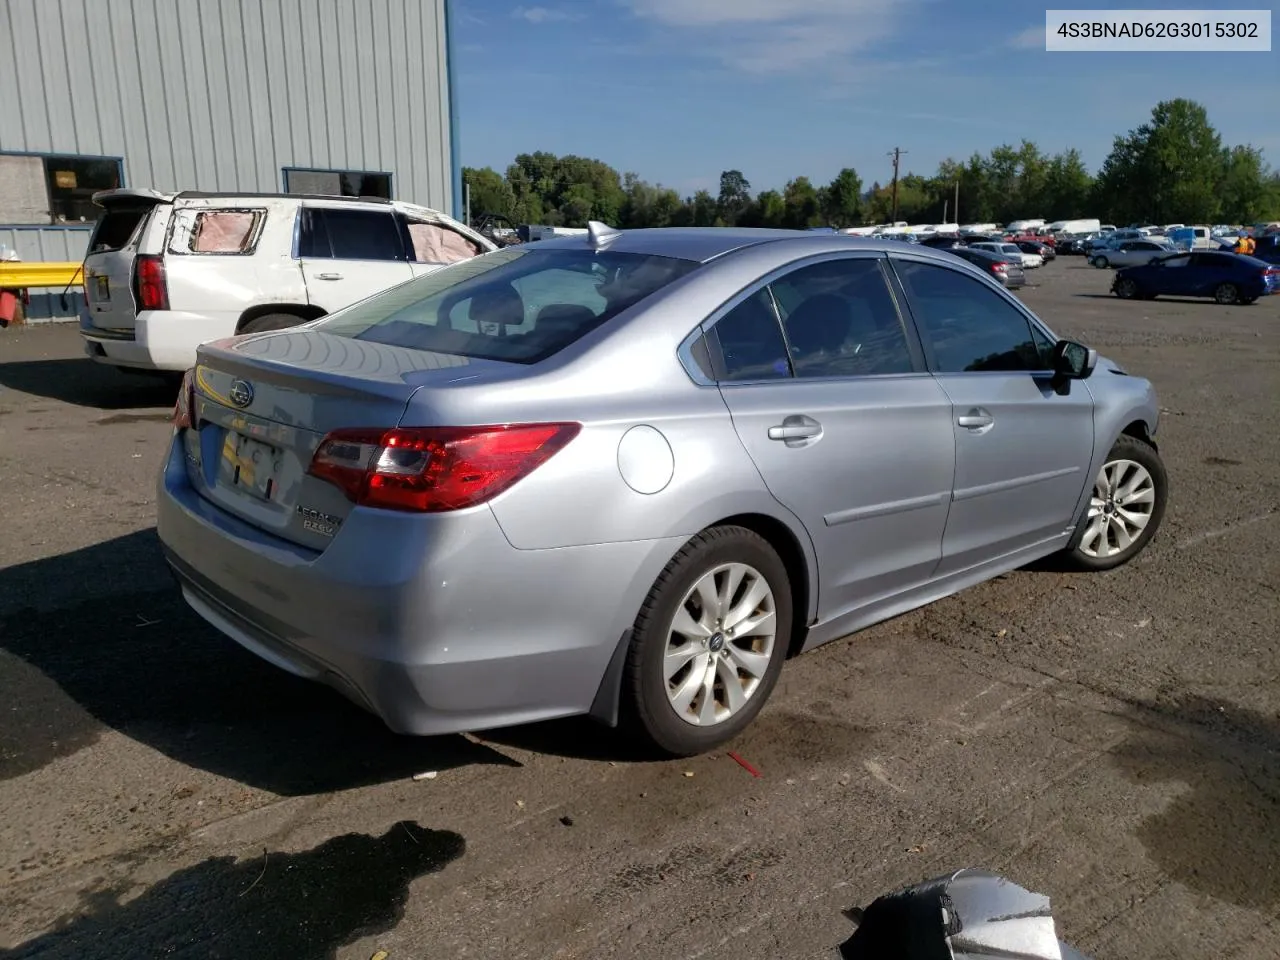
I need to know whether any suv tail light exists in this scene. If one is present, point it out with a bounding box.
[172,368,196,430]
[308,422,582,513]
[134,254,169,311]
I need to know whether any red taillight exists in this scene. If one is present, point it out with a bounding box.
[308,422,582,513]
[134,254,169,311]
[172,368,196,430]
[991,261,1009,273]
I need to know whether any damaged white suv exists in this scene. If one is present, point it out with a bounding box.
[80,189,495,373]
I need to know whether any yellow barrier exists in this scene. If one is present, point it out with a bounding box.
[0,262,83,288]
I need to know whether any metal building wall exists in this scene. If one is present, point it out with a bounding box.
[0,0,457,319]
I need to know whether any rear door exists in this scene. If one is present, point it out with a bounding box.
[296,205,413,312]
[82,190,173,330]
[707,254,956,621]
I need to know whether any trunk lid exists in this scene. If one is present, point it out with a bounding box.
[184,328,509,551]
[83,190,174,332]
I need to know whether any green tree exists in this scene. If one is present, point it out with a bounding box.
[462,166,515,222]
[1094,98,1225,224]
[782,176,822,228]
[717,170,752,225]
[1219,145,1271,224]
[822,168,863,226]
[1042,150,1094,219]
[688,190,718,226]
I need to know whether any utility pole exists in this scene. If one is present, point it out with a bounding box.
[888,147,907,223]
[954,180,960,225]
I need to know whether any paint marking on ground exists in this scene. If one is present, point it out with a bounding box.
[1178,511,1276,549]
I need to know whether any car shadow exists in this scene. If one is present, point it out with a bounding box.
[3,820,465,960]
[0,529,518,795]
[0,357,178,410]
[1111,693,1280,911]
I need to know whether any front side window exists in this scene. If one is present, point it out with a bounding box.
[406,219,481,265]
[315,247,699,364]
[893,260,1049,373]
[299,208,404,261]
[1159,254,1192,269]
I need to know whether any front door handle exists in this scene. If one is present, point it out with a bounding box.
[768,415,823,444]
[315,272,344,281]
[957,408,994,429]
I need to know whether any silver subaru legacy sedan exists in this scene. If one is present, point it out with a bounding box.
[157,225,1168,756]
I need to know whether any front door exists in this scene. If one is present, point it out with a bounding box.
[890,256,1096,576]
[707,256,956,621]
[296,205,414,312]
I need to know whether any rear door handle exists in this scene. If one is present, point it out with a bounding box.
[768,415,823,444]
[957,408,994,429]
[315,272,344,281]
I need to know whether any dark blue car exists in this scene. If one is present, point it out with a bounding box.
[1112,250,1280,305]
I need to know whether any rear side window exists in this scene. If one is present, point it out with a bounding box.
[168,209,265,255]
[88,208,150,253]
[298,207,405,261]
[708,290,792,381]
[314,247,699,364]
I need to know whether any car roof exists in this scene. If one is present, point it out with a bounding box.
[525,227,973,265]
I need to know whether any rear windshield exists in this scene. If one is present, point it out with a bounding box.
[314,247,700,363]
[88,207,152,253]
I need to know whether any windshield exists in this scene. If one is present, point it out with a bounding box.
[314,247,700,364]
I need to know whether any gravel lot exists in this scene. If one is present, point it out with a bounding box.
[1,262,1277,960]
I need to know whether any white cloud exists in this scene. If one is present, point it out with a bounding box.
[1008,25,1045,49]
[618,0,920,73]
[513,6,578,24]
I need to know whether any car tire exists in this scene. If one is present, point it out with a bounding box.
[238,312,311,334]
[1214,283,1240,305]
[1114,277,1139,299]
[620,525,793,757]
[1094,256,1110,269]
[1063,434,1168,572]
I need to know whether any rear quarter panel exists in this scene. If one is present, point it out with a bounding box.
[165,199,307,326]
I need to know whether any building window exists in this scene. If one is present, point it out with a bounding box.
[283,168,393,200]
[0,153,123,225]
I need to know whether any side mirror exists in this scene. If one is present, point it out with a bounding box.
[1052,339,1097,380]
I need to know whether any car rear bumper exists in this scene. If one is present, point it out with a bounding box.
[156,437,682,736]
[81,310,238,372]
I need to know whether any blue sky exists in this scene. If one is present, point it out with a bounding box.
[452,0,1278,196]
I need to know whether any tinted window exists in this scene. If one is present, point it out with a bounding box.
[769,259,914,377]
[894,260,1047,373]
[88,207,149,253]
[708,290,791,381]
[285,168,392,199]
[308,208,404,261]
[1160,254,1192,268]
[1191,253,1232,269]
[315,247,699,364]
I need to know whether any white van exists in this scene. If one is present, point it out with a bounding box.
[80,190,495,373]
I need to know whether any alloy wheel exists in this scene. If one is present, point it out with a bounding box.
[663,562,776,726]
[1078,459,1156,559]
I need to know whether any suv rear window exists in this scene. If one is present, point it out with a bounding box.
[88,208,151,253]
[315,247,699,364]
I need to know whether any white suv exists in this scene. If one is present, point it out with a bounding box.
[80,189,495,373]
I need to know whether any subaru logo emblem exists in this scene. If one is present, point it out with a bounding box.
[228,379,254,408]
